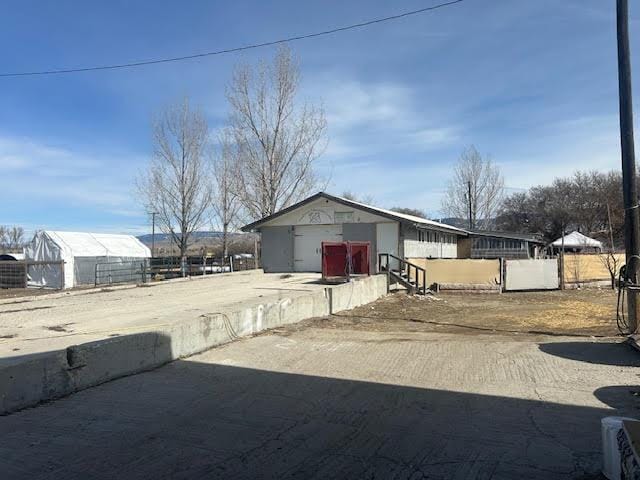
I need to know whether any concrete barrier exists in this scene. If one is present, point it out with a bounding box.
[0,274,387,414]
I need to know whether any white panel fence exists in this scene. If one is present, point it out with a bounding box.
[504,259,559,291]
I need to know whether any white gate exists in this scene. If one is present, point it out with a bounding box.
[504,259,559,291]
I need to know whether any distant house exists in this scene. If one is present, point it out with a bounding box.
[241,192,466,273]
[551,231,603,253]
[458,230,545,259]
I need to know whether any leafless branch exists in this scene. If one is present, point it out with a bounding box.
[226,46,327,220]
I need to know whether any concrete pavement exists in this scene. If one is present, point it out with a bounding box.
[0,271,325,360]
[1,325,639,479]
[0,272,388,413]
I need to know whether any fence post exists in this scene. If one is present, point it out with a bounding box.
[230,255,234,273]
[501,258,506,292]
[94,263,99,287]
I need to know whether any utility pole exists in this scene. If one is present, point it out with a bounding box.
[559,228,565,290]
[467,180,473,230]
[617,0,639,332]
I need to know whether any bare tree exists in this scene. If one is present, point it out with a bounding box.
[342,191,375,206]
[212,131,243,258]
[442,146,504,229]
[8,226,24,249]
[599,202,622,289]
[0,226,7,250]
[600,251,622,289]
[138,99,212,271]
[0,225,24,251]
[227,46,327,220]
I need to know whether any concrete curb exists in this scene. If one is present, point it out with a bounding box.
[0,274,387,414]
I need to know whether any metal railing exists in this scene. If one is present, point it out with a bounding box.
[95,260,148,286]
[94,256,259,286]
[378,253,427,295]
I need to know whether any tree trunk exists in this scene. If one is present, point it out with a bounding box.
[222,224,229,259]
[181,240,188,278]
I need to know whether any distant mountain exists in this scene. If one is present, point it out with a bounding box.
[438,218,470,229]
[137,231,234,245]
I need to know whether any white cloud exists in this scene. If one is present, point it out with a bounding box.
[306,75,460,161]
[497,114,620,188]
[406,127,459,150]
[0,133,145,213]
[323,81,412,130]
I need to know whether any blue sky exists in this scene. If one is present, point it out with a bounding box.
[1,0,638,236]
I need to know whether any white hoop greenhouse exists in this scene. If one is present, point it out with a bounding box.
[25,231,151,289]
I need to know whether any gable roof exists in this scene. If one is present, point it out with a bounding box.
[551,231,603,248]
[241,192,467,235]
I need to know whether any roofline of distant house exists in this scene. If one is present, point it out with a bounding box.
[241,192,467,235]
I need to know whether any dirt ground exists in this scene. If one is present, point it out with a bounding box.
[292,289,622,338]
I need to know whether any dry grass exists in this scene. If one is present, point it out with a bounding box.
[299,288,621,338]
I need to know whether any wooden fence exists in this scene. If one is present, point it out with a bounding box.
[562,253,624,285]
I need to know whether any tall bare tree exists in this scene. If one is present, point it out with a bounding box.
[442,146,504,229]
[138,99,212,270]
[212,130,243,258]
[227,46,327,220]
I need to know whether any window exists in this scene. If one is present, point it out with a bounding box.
[334,211,354,223]
[418,230,426,242]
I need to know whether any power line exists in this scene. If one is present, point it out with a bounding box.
[0,0,465,78]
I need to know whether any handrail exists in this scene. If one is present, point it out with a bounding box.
[377,253,427,295]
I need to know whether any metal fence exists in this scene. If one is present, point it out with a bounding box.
[148,256,257,279]
[0,261,27,289]
[95,255,258,286]
[0,255,258,290]
[0,260,65,289]
[94,260,148,287]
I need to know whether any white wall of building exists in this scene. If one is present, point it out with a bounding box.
[402,229,458,259]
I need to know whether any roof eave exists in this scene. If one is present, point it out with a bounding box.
[241,191,467,235]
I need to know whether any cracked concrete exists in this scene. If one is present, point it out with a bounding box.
[1,325,639,479]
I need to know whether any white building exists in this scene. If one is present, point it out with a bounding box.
[241,192,466,273]
[551,231,603,253]
[25,231,151,289]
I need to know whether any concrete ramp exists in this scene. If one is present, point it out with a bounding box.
[0,274,387,414]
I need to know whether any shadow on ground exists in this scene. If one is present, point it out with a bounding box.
[594,385,640,410]
[539,341,640,367]
[1,335,636,479]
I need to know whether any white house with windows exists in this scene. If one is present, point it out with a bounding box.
[241,192,466,273]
